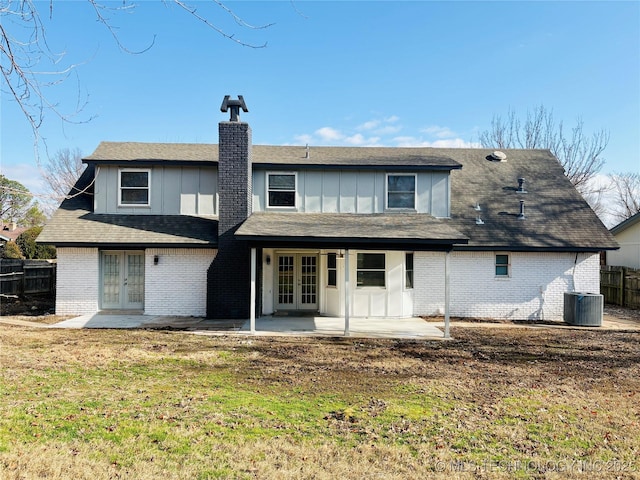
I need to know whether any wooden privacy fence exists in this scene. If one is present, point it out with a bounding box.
[0,259,56,296]
[600,266,640,309]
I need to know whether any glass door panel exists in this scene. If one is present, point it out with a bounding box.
[275,253,318,311]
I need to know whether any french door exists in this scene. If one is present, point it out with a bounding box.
[275,253,318,311]
[101,251,145,310]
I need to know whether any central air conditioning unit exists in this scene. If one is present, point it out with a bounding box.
[563,292,603,327]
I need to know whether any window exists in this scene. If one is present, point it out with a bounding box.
[387,174,416,209]
[405,253,414,289]
[495,254,510,277]
[357,253,385,287]
[268,173,296,208]
[327,253,337,287]
[119,169,150,206]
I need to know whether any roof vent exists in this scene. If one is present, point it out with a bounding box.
[490,151,507,162]
[518,200,526,220]
[474,201,482,211]
[475,216,485,225]
[305,144,310,159]
[517,177,527,193]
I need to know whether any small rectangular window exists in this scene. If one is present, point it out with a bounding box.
[119,169,150,206]
[405,252,414,289]
[495,254,510,277]
[357,253,385,287]
[327,253,337,287]
[387,174,416,209]
[268,173,296,208]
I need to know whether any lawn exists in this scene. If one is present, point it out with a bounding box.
[0,325,638,479]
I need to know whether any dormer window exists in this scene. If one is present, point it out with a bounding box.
[386,174,416,210]
[119,169,150,206]
[267,172,296,208]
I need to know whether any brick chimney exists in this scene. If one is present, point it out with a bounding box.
[207,95,253,319]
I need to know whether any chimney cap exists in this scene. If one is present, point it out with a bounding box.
[220,95,248,122]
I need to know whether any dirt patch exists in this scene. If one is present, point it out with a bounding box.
[0,327,638,479]
[0,292,55,316]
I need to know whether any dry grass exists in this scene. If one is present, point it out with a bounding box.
[0,326,639,479]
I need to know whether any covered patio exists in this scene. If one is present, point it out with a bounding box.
[236,211,469,339]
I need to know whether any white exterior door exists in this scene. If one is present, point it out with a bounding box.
[275,253,318,311]
[101,251,145,310]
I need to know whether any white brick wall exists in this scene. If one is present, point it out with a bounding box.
[144,248,216,316]
[414,251,600,321]
[56,247,100,315]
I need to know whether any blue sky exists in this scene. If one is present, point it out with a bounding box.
[1,1,639,200]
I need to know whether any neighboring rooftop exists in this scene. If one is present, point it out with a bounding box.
[610,211,640,236]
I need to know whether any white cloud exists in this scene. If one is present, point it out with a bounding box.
[393,136,481,148]
[344,134,381,146]
[357,116,402,136]
[373,125,402,135]
[315,127,344,142]
[422,125,456,138]
[357,120,380,131]
[293,134,314,145]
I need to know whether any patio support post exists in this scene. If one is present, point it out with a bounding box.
[250,247,256,334]
[344,249,350,336]
[444,250,451,339]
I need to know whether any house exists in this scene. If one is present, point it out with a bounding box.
[606,212,640,269]
[38,96,618,330]
[0,223,28,251]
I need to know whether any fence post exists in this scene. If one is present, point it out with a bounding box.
[622,267,627,307]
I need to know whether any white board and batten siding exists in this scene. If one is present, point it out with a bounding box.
[93,165,218,216]
[252,169,451,216]
[260,248,415,318]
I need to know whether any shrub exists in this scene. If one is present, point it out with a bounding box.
[2,241,23,259]
[15,226,56,259]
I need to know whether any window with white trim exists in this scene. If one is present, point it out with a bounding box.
[267,173,296,208]
[495,254,510,277]
[357,253,385,287]
[405,252,414,289]
[327,253,337,287]
[386,174,416,209]
[119,169,150,206]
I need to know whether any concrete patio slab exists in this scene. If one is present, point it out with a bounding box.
[48,313,445,339]
[50,314,206,329]
[225,315,444,339]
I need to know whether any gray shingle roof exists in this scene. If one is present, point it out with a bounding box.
[446,149,618,251]
[37,166,217,247]
[236,212,468,247]
[84,142,462,169]
[42,143,617,252]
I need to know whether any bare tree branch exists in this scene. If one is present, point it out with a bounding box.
[40,147,87,200]
[479,105,609,197]
[608,172,640,223]
[171,0,273,48]
[2,0,275,161]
